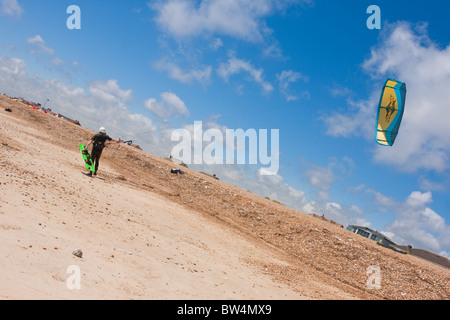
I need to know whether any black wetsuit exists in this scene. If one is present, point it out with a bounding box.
[90,133,112,173]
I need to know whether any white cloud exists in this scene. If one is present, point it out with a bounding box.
[323,22,450,173]
[405,190,433,208]
[51,57,64,67]
[263,42,284,59]
[369,188,449,255]
[304,165,334,195]
[145,91,189,118]
[154,58,212,84]
[329,84,352,97]
[210,38,223,50]
[301,199,371,228]
[258,168,283,184]
[321,94,376,139]
[0,56,26,77]
[277,70,309,101]
[295,156,365,226]
[89,79,133,106]
[152,0,275,42]
[242,167,308,210]
[0,55,159,151]
[217,51,273,93]
[0,0,23,17]
[349,204,363,215]
[152,0,312,42]
[418,175,448,192]
[26,35,55,55]
[301,156,355,201]
[52,79,158,145]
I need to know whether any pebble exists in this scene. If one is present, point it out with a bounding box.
[72,249,83,258]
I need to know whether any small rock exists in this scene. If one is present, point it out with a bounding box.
[72,249,83,258]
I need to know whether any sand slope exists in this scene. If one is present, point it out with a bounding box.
[0,95,448,300]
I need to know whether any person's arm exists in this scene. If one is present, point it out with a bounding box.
[85,139,93,149]
[104,136,113,148]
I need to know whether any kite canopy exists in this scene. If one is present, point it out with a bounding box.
[375,78,407,146]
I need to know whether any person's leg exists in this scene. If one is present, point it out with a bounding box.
[92,149,102,175]
[90,148,98,174]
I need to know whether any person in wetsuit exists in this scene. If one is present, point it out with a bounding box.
[84,127,112,176]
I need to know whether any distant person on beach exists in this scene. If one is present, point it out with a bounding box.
[84,127,112,176]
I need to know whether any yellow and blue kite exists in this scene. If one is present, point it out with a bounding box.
[375,78,407,146]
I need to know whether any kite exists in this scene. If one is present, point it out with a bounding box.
[375,78,407,146]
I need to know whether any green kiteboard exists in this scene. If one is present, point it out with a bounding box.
[79,143,95,172]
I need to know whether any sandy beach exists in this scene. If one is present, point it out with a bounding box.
[0,95,448,300]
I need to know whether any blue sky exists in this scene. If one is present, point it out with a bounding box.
[1,0,449,257]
